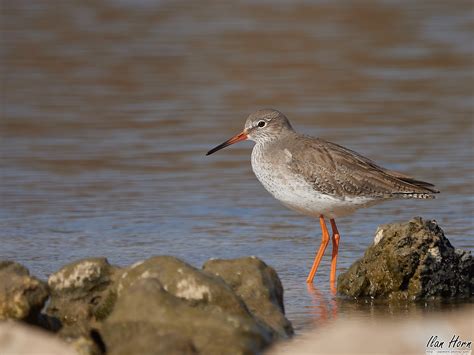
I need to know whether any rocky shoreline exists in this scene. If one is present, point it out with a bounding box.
[0,217,472,354]
[1,256,293,354]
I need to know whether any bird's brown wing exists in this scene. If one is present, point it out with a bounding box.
[285,136,439,199]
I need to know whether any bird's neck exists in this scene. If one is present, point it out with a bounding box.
[254,129,295,146]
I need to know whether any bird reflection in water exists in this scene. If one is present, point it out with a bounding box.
[305,283,338,326]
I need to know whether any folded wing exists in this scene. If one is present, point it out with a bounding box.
[286,137,439,199]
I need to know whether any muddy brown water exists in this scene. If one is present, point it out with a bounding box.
[1,1,473,331]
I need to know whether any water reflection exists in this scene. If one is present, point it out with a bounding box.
[306,284,338,327]
[336,296,474,318]
[305,286,474,332]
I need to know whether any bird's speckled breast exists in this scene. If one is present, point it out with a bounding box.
[250,142,378,219]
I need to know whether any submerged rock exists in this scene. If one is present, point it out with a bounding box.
[338,217,473,300]
[0,260,49,322]
[203,256,293,337]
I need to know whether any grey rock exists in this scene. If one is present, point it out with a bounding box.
[338,217,473,300]
[101,321,197,355]
[0,260,49,321]
[46,257,120,324]
[116,256,252,320]
[203,256,293,337]
[101,278,272,355]
[40,255,292,354]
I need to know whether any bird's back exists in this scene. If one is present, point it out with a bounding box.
[272,133,438,199]
[251,133,438,218]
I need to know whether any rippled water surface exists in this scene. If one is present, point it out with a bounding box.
[1,0,473,331]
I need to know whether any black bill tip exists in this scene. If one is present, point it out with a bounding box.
[205,132,248,156]
[206,141,229,156]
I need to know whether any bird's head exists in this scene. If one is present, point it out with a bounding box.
[206,109,293,155]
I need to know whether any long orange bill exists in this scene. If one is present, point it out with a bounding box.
[206,131,248,155]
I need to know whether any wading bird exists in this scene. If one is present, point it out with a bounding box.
[206,109,438,285]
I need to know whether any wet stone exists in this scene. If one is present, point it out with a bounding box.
[338,217,473,300]
[203,256,293,337]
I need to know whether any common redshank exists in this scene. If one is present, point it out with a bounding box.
[206,109,439,285]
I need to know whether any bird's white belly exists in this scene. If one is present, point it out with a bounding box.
[251,152,378,219]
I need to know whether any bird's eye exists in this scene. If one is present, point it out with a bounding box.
[257,120,266,128]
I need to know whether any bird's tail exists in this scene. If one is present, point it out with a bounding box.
[385,170,440,199]
[392,192,437,199]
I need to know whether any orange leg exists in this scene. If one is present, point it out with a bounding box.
[306,215,330,283]
[329,218,340,285]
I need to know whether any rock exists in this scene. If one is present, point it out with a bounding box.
[46,257,120,325]
[101,278,272,355]
[338,217,473,300]
[15,255,292,354]
[0,260,30,276]
[46,257,119,355]
[116,256,252,320]
[58,324,104,355]
[0,260,49,322]
[203,256,293,337]
[99,256,292,354]
[102,320,197,355]
[0,321,77,355]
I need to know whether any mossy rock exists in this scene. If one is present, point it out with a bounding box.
[47,257,121,324]
[0,260,49,321]
[338,217,473,300]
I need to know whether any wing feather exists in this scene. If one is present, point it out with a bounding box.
[285,136,439,199]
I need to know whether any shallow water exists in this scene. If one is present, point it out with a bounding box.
[1,0,473,331]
